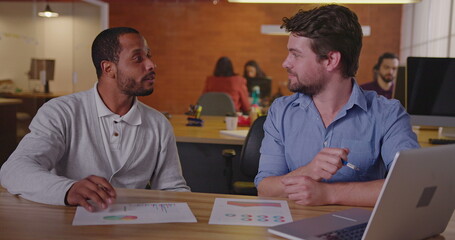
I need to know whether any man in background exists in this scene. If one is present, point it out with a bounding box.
[361,52,399,99]
[255,5,419,207]
[0,27,189,212]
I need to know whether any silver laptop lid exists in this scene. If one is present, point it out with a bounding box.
[362,144,455,240]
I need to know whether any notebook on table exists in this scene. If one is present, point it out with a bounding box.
[268,144,455,240]
[219,130,248,139]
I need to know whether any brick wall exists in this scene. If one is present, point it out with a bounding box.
[107,0,402,114]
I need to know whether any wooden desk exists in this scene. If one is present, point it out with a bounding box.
[0,91,69,117]
[413,127,450,148]
[0,91,68,99]
[0,98,22,165]
[0,187,452,240]
[169,115,250,194]
[169,114,248,145]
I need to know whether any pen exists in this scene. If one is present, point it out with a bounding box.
[341,159,360,171]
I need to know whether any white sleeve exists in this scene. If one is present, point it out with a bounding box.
[0,101,75,205]
[149,121,190,192]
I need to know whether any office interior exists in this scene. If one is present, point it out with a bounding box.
[2,2,455,239]
[1,0,454,182]
[1,0,452,110]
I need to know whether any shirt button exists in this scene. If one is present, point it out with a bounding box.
[324,141,327,146]
[114,132,119,137]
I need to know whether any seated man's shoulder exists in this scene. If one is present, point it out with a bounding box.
[41,90,92,112]
[366,92,404,114]
[271,93,300,107]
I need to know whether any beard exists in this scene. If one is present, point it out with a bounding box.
[287,72,326,96]
[379,72,394,83]
[117,70,155,96]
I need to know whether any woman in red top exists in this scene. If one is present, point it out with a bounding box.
[202,57,251,114]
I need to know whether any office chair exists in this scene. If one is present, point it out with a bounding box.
[197,92,236,116]
[222,115,266,195]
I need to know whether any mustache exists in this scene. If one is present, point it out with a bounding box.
[143,71,156,80]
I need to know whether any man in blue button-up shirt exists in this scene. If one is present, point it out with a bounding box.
[255,5,419,207]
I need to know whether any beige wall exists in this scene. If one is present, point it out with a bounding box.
[0,1,100,93]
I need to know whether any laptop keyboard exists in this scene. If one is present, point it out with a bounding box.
[317,223,367,240]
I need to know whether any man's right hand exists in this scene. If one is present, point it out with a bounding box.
[66,175,116,212]
[292,148,349,181]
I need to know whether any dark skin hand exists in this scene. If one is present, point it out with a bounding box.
[66,175,116,212]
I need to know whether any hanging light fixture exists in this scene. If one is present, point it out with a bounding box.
[38,3,59,18]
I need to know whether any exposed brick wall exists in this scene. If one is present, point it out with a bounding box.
[107,1,401,114]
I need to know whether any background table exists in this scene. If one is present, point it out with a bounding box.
[0,91,68,117]
[413,126,452,148]
[169,115,250,194]
[0,187,452,240]
[170,114,248,145]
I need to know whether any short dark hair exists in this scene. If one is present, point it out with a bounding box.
[281,4,363,78]
[243,60,267,79]
[91,27,140,78]
[213,56,236,77]
[374,52,399,70]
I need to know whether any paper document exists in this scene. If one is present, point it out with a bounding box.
[209,198,292,227]
[72,202,197,226]
[219,130,249,138]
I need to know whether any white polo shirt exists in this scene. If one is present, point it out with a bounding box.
[94,84,142,174]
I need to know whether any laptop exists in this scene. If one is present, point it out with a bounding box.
[268,144,455,240]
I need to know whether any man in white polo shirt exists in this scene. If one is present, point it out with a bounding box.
[0,27,189,212]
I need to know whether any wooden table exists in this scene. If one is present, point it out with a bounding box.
[0,187,452,240]
[169,115,250,194]
[169,114,249,145]
[0,91,69,118]
[413,126,450,148]
[170,115,446,148]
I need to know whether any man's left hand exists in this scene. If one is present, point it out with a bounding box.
[281,175,331,206]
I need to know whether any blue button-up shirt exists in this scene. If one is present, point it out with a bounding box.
[255,80,420,185]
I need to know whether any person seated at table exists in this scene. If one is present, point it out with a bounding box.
[0,27,190,212]
[254,5,419,207]
[243,60,272,103]
[202,56,251,114]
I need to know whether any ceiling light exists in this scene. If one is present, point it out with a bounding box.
[38,3,59,18]
[228,0,420,4]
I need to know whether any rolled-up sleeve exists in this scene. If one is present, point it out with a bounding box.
[254,100,289,186]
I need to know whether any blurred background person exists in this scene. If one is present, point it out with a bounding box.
[202,56,251,114]
[243,60,272,106]
[361,52,399,99]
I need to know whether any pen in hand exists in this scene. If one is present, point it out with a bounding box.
[341,159,360,171]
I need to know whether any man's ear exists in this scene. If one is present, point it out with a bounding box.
[325,51,341,72]
[101,60,116,79]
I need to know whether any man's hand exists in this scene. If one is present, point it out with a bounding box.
[281,175,331,206]
[294,148,349,181]
[66,175,116,212]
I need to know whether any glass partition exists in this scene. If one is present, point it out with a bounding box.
[0,0,106,95]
